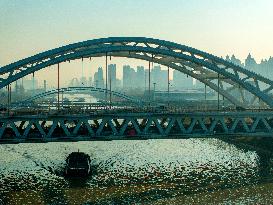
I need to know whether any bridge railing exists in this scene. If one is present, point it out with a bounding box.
[1,104,273,118]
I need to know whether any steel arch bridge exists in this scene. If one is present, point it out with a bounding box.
[1,37,273,108]
[17,86,144,105]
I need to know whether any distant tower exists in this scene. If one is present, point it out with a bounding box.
[225,55,230,62]
[245,53,257,70]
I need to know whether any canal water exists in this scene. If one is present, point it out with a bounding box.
[0,138,272,204]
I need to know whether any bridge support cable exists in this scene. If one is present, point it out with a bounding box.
[89,57,92,86]
[9,84,11,108]
[168,66,170,107]
[153,82,156,101]
[144,68,147,92]
[32,72,35,94]
[62,90,64,107]
[81,57,84,85]
[7,85,9,113]
[15,79,18,96]
[205,84,207,100]
[148,61,151,105]
[109,60,112,109]
[7,85,10,115]
[105,53,108,106]
[21,78,24,94]
[5,86,8,112]
[217,73,220,111]
[57,63,60,111]
[205,84,207,110]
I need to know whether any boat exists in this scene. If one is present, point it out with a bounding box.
[65,151,91,176]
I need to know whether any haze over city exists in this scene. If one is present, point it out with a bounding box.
[1,0,273,87]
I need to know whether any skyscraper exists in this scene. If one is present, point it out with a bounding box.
[123,65,132,89]
[108,64,117,89]
[136,66,145,89]
[94,67,104,88]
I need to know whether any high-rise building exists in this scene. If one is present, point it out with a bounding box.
[136,66,145,89]
[245,53,257,71]
[94,67,104,88]
[108,64,117,89]
[230,54,243,67]
[151,65,168,90]
[173,70,193,89]
[226,55,244,67]
[123,65,138,89]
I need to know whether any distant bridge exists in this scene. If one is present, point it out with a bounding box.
[16,86,144,105]
[0,111,272,143]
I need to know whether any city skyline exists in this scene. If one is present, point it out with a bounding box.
[17,51,272,92]
[16,52,273,89]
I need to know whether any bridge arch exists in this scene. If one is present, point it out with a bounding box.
[16,86,144,105]
[1,37,272,108]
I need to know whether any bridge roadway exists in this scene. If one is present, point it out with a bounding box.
[0,110,272,143]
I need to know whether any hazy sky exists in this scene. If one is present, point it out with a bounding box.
[0,0,273,86]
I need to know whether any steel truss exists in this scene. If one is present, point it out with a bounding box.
[0,112,272,143]
[0,37,272,108]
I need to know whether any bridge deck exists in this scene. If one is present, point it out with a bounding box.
[0,111,272,143]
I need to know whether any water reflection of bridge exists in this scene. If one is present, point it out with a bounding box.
[0,111,272,143]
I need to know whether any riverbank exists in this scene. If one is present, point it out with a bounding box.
[221,136,273,180]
